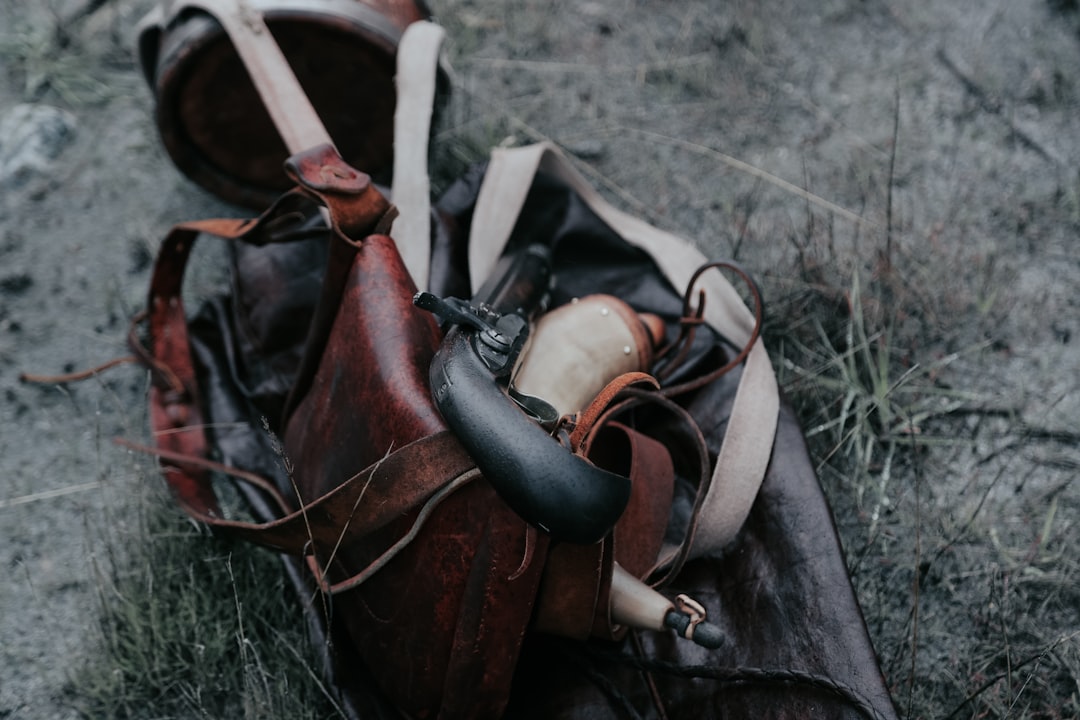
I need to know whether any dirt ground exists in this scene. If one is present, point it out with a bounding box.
[1,0,1078,718]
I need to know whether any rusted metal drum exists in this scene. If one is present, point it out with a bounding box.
[137,0,430,208]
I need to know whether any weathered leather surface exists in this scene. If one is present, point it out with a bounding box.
[184,164,899,719]
[280,229,549,719]
[146,146,549,717]
[506,400,895,719]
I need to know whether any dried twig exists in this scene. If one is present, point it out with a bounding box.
[612,127,877,229]
[943,631,1080,719]
[0,480,101,509]
[936,48,1061,166]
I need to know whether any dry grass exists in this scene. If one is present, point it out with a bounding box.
[763,210,1080,718]
[0,5,124,106]
[73,474,343,719]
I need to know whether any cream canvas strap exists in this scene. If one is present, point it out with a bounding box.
[391,24,779,553]
[390,21,446,290]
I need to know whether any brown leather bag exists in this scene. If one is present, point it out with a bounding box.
[131,6,900,719]
[135,141,900,720]
[138,141,688,716]
[138,144,525,717]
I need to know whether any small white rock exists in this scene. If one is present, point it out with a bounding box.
[0,103,77,188]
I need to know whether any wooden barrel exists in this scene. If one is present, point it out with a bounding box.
[137,0,431,208]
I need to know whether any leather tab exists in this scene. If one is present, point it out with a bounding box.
[284,144,396,237]
[285,144,372,194]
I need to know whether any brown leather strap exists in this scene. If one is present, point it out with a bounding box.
[143,217,254,520]
[128,429,472,556]
[566,371,659,452]
[306,467,481,594]
[576,387,714,588]
[594,424,675,640]
[659,259,765,398]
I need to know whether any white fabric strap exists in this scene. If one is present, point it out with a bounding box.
[468,143,779,553]
[391,21,445,290]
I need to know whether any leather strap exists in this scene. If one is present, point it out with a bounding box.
[126,431,473,556]
[659,259,765,397]
[575,388,713,588]
[532,422,675,641]
[566,372,659,452]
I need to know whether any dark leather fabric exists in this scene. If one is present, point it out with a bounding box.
[178,164,898,720]
[506,402,895,720]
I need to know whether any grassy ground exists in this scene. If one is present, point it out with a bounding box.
[73,480,342,719]
[2,1,1078,718]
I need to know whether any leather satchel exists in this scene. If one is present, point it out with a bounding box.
[130,9,901,720]
[136,140,901,719]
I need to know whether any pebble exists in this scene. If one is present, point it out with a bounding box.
[567,139,606,160]
[0,104,77,188]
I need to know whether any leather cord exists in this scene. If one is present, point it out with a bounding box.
[658,259,765,398]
